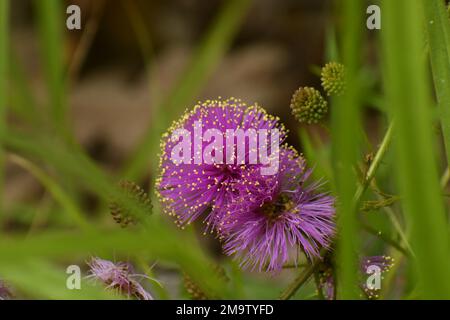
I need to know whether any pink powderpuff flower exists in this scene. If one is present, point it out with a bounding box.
[317,255,394,300]
[87,257,154,300]
[0,280,12,300]
[219,148,336,272]
[156,97,286,231]
[361,255,395,299]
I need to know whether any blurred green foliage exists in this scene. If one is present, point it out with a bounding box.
[1,0,450,300]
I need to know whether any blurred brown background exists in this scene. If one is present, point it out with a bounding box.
[7,0,334,212]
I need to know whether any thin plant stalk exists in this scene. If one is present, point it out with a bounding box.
[332,0,364,299]
[279,261,318,300]
[354,122,394,202]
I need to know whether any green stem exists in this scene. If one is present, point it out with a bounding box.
[284,120,396,300]
[332,0,365,298]
[279,261,317,300]
[361,171,414,258]
[361,222,409,256]
[383,206,414,257]
[356,121,415,256]
[354,122,394,203]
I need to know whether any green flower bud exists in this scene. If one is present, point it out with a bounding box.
[290,87,328,124]
[321,62,345,96]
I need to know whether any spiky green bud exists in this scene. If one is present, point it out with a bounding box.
[109,180,152,227]
[321,62,345,96]
[183,273,208,300]
[290,87,328,124]
[183,265,228,300]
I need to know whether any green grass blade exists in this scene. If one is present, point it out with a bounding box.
[8,154,92,231]
[0,260,119,299]
[2,130,154,224]
[1,128,231,297]
[332,0,364,299]
[423,0,450,164]
[382,0,450,298]
[34,0,68,137]
[0,224,229,298]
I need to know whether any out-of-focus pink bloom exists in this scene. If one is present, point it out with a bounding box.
[87,257,154,300]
